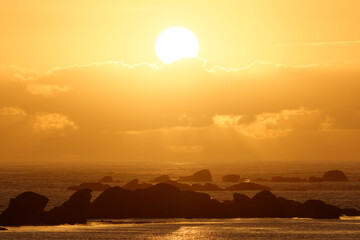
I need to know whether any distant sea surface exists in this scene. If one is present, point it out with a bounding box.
[1,161,360,239]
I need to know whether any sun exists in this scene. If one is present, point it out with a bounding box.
[155,27,199,64]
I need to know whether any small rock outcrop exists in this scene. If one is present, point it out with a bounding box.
[45,189,92,225]
[122,179,153,191]
[0,192,48,226]
[0,227,7,230]
[67,183,111,191]
[191,183,223,191]
[323,170,348,181]
[150,175,171,183]
[98,176,113,183]
[303,200,341,219]
[178,169,213,182]
[222,174,240,182]
[226,182,271,191]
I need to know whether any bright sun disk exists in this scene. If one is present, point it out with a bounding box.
[155,27,199,64]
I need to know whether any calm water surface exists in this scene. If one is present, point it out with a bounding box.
[1,218,360,239]
[1,163,360,239]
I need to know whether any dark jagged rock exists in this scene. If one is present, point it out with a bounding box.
[271,176,305,182]
[191,183,223,191]
[277,197,304,217]
[88,184,224,219]
[178,169,213,182]
[150,175,171,183]
[2,185,358,226]
[341,208,360,216]
[323,170,348,181]
[163,180,222,191]
[0,192,48,226]
[308,176,324,182]
[0,227,7,230]
[226,182,271,191]
[233,193,252,205]
[303,200,341,219]
[67,182,111,191]
[122,179,153,191]
[98,176,113,183]
[222,174,240,182]
[251,191,282,217]
[163,180,192,191]
[45,189,92,225]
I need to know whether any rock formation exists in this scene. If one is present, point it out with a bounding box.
[178,169,213,182]
[122,179,153,191]
[0,192,48,226]
[45,189,92,225]
[323,170,348,181]
[222,174,240,182]
[150,175,171,183]
[98,176,113,183]
[1,184,359,226]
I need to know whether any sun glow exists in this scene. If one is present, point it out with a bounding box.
[155,27,199,64]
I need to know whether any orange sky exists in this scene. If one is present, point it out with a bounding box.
[0,1,360,164]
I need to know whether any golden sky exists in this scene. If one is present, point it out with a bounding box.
[1,1,360,163]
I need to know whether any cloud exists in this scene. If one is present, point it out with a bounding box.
[33,113,78,132]
[0,106,26,116]
[27,84,71,96]
[213,108,325,139]
[1,59,360,162]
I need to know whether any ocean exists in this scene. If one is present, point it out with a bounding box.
[1,161,360,239]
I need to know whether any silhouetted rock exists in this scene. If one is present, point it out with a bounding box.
[45,189,92,225]
[222,174,240,182]
[67,182,111,191]
[277,197,304,217]
[226,182,271,191]
[88,184,224,219]
[191,183,223,191]
[2,185,357,226]
[323,170,348,181]
[0,192,48,226]
[233,193,252,205]
[271,176,305,182]
[122,179,153,191]
[98,176,113,183]
[303,199,341,218]
[178,169,213,182]
[150,175,171,183]
[252,190,282,217]
[341,208,360,216]
[0,227,7,230]
[163,180,192,191]
[308,176,324,182]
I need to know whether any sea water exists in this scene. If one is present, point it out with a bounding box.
[1,162,360,239]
